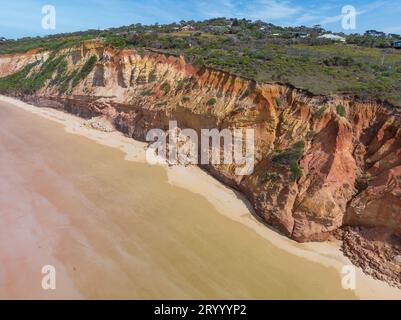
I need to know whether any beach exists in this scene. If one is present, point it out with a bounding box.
[0,94,400,300]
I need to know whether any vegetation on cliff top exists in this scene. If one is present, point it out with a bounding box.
[1,18,401,105]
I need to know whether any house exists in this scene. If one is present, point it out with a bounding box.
[318,34,346,42]
[365,30,385,37]
[393,40,401,49]
[181,25,195,32]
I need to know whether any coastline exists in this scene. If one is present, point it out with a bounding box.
[1,94,400,300]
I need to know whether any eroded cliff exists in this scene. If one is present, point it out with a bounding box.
[1,40,400,247]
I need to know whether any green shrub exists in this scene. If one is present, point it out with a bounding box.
[104,36,127,49]
[137,48,145,58]
[306,130,317,141]
[336,104,346,117]
[290,161,302,182]
[272,140,305,166]
[141,88,153,96]
[275,97,283,107]
[160,82,171,95]
[176,80,184,91]
[193,57,205,68]
[207,98,217,106]
[72,55,97,87]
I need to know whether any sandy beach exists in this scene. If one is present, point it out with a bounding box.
[0,94,400,300]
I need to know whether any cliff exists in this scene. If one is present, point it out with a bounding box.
[1,40,400,246]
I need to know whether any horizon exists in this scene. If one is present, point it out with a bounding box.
[1,0,400,39]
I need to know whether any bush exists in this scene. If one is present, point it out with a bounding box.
[141,88,153,96]
[72,55,97,87]
[275,97,283,107]
[272,140,305,165]
[207,98,217,106]
[176,80,184,91]
[193,57,205,68]
[290,161,302,182]
[306,130,317,141]
[336,104,346,117]
[137,48,145,58]
[104,36,127,49]
[161,82,171,95]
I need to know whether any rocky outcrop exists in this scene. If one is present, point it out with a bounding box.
[1,40,401,246]
[342,227,401,288]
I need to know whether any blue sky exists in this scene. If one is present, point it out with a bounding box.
[1,0,400,39]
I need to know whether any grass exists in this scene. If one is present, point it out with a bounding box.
[141,88,153,96]
[272,140,305,182]
[72,55,97,87]
[290,161,302,182]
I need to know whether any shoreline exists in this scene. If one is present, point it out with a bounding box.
[1,94,400,300]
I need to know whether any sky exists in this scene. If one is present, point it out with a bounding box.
[0,0,400,39]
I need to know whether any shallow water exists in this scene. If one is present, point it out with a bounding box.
[0,102,356,299]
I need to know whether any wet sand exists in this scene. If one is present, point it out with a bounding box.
[0,95,400,299]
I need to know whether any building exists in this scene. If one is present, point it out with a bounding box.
[393,40,401,49]
[365,30,385,37]
[318,34,346,42]
[181,25,195,32]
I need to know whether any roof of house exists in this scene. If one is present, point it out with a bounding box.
[318,34,346,41]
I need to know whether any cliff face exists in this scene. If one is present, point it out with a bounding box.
[1,41,401,242]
